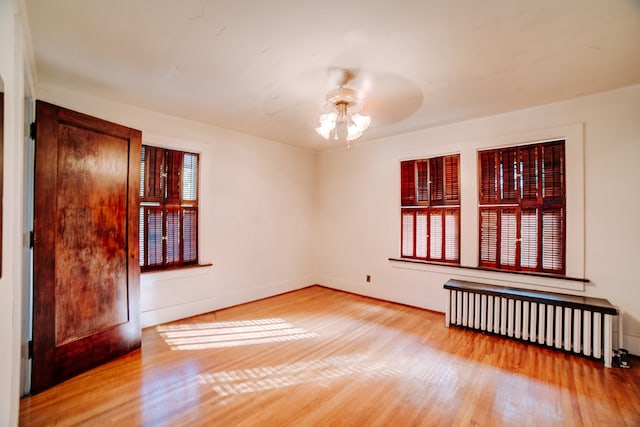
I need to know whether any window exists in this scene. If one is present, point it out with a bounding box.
[478,140,565,274]
[139,145,199,270]
[400,154,460,263]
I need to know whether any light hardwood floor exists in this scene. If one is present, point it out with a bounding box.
[20,285,640,426]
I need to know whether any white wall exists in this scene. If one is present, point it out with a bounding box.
[0,0,29,424]
[316,85,640,355]
[36,84,317,328]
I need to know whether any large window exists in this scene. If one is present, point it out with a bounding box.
[139,145,199,271]
[478,140,565,274]
[400,154,460,263]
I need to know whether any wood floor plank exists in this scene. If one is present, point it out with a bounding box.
[19,286,640,426]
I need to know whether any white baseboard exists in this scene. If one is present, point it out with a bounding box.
[621,334,640,357]
[141,279,312,328]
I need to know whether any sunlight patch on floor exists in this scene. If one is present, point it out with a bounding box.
[197,353,401,397]
[156,318,318,350]
[492,375,562,424]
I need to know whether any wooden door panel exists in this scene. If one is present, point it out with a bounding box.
[55,124,130,344]
[32,100,141,394]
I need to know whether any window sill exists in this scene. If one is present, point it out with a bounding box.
[388,257,587,282]
[388,257,588,292]
[141,263,213,278]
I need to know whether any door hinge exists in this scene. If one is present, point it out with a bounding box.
[30,122,36,140]
[30,230,34,248]
[28,341,33,359]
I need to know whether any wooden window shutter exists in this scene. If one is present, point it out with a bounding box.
[401,210,415,257]
[499,207,518,269]
[182,207,198,263]
[500,149,518,203]
[139,207,145,267]
[416,159,430,204]
[143,146,165,202]
[182,153,198,203]
[429,157,444,205]
[400,154,460,263]
[140,146,200,270]
[542,141,565,204]
[146,207,163,267]
[478,140,565,274]
[415,210,428,258]
[541,208,564,273]
[140,147,146,199]
[165,207,181,265]
[401,161,416,206]
[479,208,498,266]
[479,151,499,204]
[165,150,183,204]
[444,155,460,204]
[444,208,460,262]
[520,208,539,270]
[519,145,538,204]
[429,210,443,260]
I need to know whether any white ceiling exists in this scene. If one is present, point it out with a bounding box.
[25,0,640,150]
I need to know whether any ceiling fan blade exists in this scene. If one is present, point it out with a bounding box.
[358,71,424,124]
[325,67,350,87]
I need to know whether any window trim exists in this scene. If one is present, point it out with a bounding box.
[467,124,584,281]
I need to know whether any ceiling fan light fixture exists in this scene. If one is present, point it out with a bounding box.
[316,86,371,145]
[347,113,371,141]
[316,112,338,139]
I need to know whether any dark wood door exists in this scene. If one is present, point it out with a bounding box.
[32,101,142,394]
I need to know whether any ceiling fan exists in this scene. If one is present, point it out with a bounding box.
[315,68,371,145]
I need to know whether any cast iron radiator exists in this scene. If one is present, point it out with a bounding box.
[443,279,618,367]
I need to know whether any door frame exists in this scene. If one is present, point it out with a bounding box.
[20,91,35,396]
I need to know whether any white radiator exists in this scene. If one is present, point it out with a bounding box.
[444,280,618,368]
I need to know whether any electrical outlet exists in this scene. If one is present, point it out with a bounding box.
[366,274,371,283]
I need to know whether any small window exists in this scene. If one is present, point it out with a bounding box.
[400,154,460,263]
[478,140,565,274]
[139,145,199,271]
